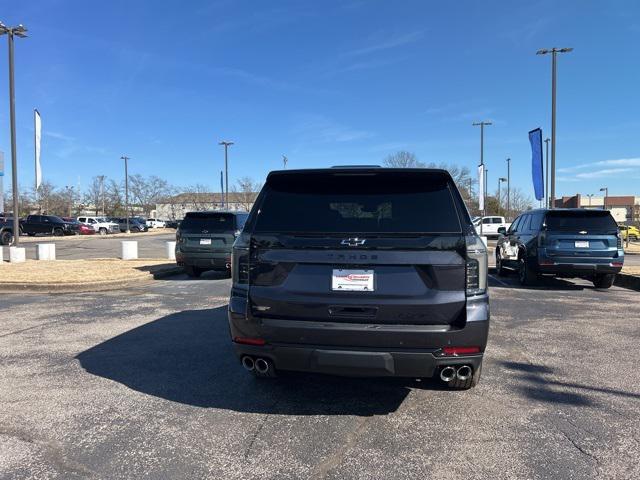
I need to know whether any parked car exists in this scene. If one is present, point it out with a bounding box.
[113,217,148,233]
[145,218,166,228]
[165,219,181,229]
[0,218,14,245]
[77,216,120,235]
[619,225,640,241]
[20,215,79,237]
[474,216,511,238]
[495,208,623,288]
[228,167,489,389]
[175,211,248,277]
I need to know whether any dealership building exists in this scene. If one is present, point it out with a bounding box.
[554,194,640,224]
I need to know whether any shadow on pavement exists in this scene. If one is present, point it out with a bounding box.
[489,272,589,291]
[76,306,411,416]
[499,360,640,406]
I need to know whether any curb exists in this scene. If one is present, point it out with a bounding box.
[614,273,640,292]
[0,266,184,294]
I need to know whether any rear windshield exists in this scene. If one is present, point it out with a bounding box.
[545,210,618,233]
[254,171,462,234]
[181,212,236,232]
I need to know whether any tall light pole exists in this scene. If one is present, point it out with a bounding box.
[600,187,608,210]
[472,121,492,218]
[484,168,489,214]
[544,138,550,208]
[537,47,573,210]
[586,193,594,207]
[65,185,74,217]
[219,141,233,208]
[98,175,106,216]
[0,22,27,246]
[498,177,507,215]
[506,158,511,220]
[120,156,130,233]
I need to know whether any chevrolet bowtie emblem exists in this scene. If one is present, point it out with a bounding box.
[341,238,366,247]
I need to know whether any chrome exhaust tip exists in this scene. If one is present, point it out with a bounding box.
[440,366,457,382]
[456,365,473,381]
[241,356,255,371]
[254,358,270,374]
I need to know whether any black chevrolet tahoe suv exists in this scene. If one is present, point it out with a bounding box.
[228,167,489,389]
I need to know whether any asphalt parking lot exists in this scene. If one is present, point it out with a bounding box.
[1,271,639,479]
[8,232,176,260]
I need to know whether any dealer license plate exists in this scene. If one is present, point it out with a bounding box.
[200,238,212,245]
[331,269,374,291]
[575,241,589,248]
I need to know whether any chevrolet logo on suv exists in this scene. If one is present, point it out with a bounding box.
[341,238,366,247]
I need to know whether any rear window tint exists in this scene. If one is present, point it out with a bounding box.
[181,213,236,232]
[545,211,618,232]
[254,172,462,234]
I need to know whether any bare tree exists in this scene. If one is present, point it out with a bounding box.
[181,184,215,211]
[84,176,107,215]
[128,174,171,216]
[383,151,425,168]
[232,177,262,211]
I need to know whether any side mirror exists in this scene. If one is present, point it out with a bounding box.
[497,226,507,235]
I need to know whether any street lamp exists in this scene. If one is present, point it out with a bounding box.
[120,156,130,233]
[472,121,492,218]
[219,141,234,208]
[65,185,74,217]
[586,193,594,207]
[537,47,573,210]
[600,187,608,210]
[498,177,507,214]
[0,22,28,246]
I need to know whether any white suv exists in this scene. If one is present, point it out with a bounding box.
[146,218,166,228]
[77,216,120,235]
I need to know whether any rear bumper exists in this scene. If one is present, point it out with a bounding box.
[536,252,623,275]
[176,251,231,269]
[228,293,489,377]
[233,341,484,377]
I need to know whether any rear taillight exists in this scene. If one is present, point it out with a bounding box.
[233,336,266,346]
[442,346,481,356]
[465,234,487,296]
[232,232,250,285]
[617,233,622,249]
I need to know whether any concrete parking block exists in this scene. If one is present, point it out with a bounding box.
[9,246,25,263]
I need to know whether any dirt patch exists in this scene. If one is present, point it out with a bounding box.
[624,242,640,254]
[622,266,640,276]
[0,259,178,285]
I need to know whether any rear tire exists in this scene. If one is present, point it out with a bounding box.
[447,362,482,390]
[185,266,202,278]
[99,227,107,235]
[593,273,615,289]
[53,227,64,237]
[518,256,537,286]
[27,232,36,237]
[496,251,507,276]
[0,230,13,245]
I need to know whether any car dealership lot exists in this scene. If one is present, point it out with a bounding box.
[1,274,638,479]
[6,232,176,261]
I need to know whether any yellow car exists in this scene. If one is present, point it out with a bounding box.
[619,225,640,241]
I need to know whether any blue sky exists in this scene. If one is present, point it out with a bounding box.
[1,0,639,199]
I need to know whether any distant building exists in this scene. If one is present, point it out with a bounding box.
[153,192,257,220]
[554,194,640,224]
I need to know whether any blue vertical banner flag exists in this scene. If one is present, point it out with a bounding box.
[528,128,544,201]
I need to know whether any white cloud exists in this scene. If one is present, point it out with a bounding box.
[344,31,423,57]
[558,157,640,173]
[292,115,373,144]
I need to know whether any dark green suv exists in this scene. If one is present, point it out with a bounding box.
[175,211,249,277]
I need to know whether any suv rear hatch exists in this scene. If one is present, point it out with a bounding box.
[543,210,620,261]
[235,169,483,337]
[178,212,238,253]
